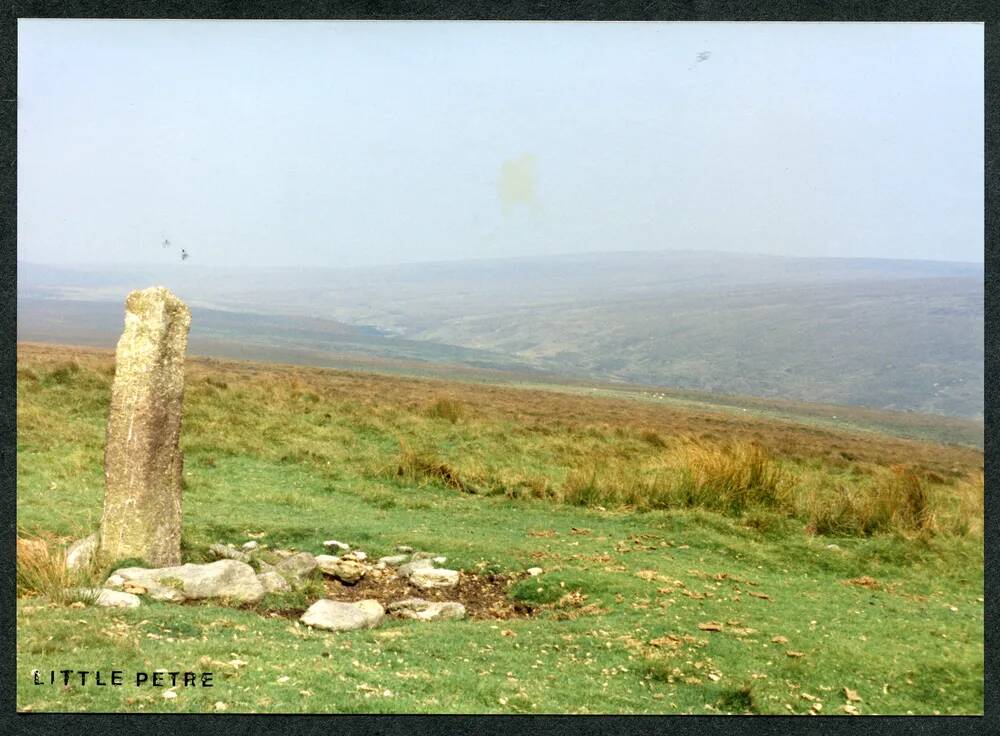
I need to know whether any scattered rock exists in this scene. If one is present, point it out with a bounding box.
[316,555,366,584]
[107,560,265,604]
[257,571,290,594]
[72,588,142,608]
[396,545,414,553]
[397,558,435,577]
[410,551,438,561]
[274,552,318,581]
[300,599,384,631]
[242,541,259,551]
[378,554,410,567]
[387,598,466,621]
[343,550,367,562]
[408,568,460,590]
[323,540,350,552]
[432,556,447,564]
[94,589,143,608]
[526,567,544,577]
[65,533,99,571]
[116,578,185,602]
[208,543,251,563]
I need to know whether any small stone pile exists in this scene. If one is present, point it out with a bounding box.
[84,538,487,633]
[55,290,506,628]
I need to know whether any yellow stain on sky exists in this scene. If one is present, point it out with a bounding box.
[498,154,539,215]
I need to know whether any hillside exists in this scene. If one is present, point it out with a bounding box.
[18,250,984,418]
[17,297,540,375]
[15,343,983,714]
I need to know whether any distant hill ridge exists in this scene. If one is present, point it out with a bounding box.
[17,250,983,419]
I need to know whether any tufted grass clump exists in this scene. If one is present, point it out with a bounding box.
[16,533,102,605]
[423,397,465,423]
[802,467,983,538]
[674,441,789,515]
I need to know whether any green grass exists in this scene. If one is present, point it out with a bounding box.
[16,345,983,714]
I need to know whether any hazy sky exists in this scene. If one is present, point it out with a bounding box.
[18,20,983,268]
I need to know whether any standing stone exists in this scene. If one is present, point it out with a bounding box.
[99,287,191,567]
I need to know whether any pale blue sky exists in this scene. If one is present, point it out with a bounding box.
[18,20,983,268]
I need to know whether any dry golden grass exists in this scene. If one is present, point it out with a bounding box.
[19,341,982,477]
[423,397,466,424]
[675,441,789,514]
[18,342,984,539]
[16,533,101,605]
[388,441,479,494]
[799,467,984,537]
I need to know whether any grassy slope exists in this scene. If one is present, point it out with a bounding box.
[16,343,983,714]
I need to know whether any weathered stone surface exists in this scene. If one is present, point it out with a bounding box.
[378,554,410,567]
[300,599,384,631]
[526,567,544,577]
[99,287,191,567]
[208,543,251,563]
[316,555,366,584]
[397,558,435,577]
[322,540,350,552]
[408,568,460,590]
[107,560,265,603]
[274,552,318,580]
[396,545,414,553]
[73,588,142,608]
[354,599,384,622]
[410,551,438,561]
[387,598,466,621]
[65,533,99,571]
[107,575,184,602]
[257,571,290,594]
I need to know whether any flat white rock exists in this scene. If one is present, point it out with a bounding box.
[408,568,460,590]
[387,598,465,621]
[107,559,265,604]
[72,588,142,608]
[300,599,384,631]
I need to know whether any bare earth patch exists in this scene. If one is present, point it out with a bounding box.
[322,570,536,620]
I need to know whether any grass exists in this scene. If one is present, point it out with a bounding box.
[16,533,105,606]
[15,343,984,714]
